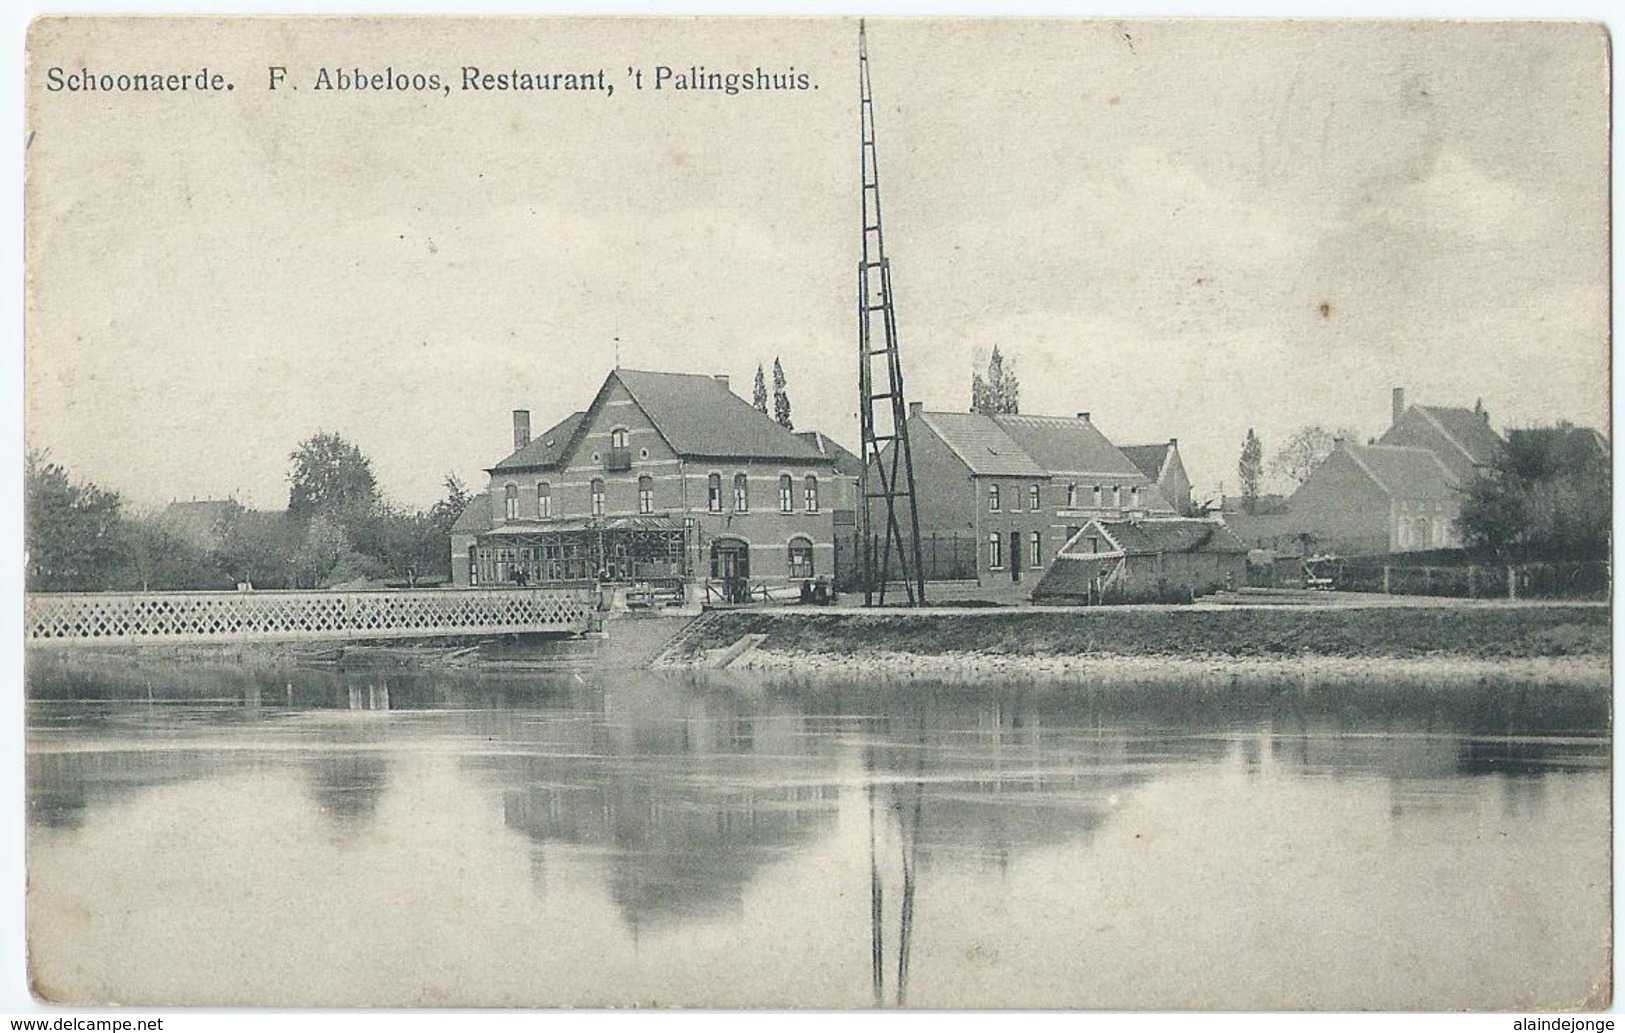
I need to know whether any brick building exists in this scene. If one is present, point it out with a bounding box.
[450,369,851,595]
[873,405,1176,592]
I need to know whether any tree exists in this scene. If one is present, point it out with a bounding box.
[1458,423,1609,559]
[971,345,1020,414]
[287,431,379,526]
[752,364,769,415]
[427,474,471,536]
[1237,429,1264,514]
[25,450,127,591]
[1269,425,1358,489]
[771,357,793,430]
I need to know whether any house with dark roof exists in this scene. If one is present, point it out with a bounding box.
[451,369,852,594]
[1276,439,1464,557]
[874,404,1174,593]
[1032,517,1247,604]
[1378,387,1502,486]
[1118,440,1195,516]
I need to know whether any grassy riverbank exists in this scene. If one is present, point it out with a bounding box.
[663,604,1610,683]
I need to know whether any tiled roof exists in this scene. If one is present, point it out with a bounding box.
[1068,518,1249,557]
[492,412,587,472]
[992,414,1144,477]
[1119,443,1173,482]
[1416,406,1502,467]
[917,411,1143,479]
[796,430,865,477]
[449,492,492,534]
[1032,555,1121,600]
[1344,443,1461,499]
[613,369,826,462]
[919,412,1047,477]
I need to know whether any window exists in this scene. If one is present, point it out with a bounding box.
[1066,484,1077,508]
[988,532,1003,569]
[536,482,551,519]
[468,546,479,586]
[779,474,793,513]
[1029,484,1041,511]
[1112,485,1123,510]
[734,473,749,512]
[504,483,519,520]
[1086,535,1099,554]
[605,427,631,470]
[804,475,819,512]
[988,484,1001,512]
[1030,531,1043,567]
[591,478,605,517]
[1093,485,1103,508]
[708,473,723,513]
[1129,486,1140,509]
[788,537,814,578]
[638,475,654,515]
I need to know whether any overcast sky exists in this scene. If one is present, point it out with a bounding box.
[25,18,1610,511]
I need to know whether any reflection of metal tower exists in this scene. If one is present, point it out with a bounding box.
[857,20,926,607]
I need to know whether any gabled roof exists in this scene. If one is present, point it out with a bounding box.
[491,370,827,472]
[1119,443,1175,482]
[449,492,492,535]
[611,369,825,462]
[991,415,1145,477]
[1399,405,1502,468]
[919,412,1047,477]
[1068,517,1249,557]
[796,430,865,478]
[915,411,1143,479]
[1031,555,1121,599]
[1342,443,1461,499]
[492,411,587,473]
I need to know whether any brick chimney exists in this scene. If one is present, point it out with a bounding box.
[1391,387,1405,428]
[513,410,531,451]
[909,401,923,419]
[1077,412,1091,424]
[713,373,730,391]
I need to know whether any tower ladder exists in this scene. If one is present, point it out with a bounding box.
[857,20,926,607]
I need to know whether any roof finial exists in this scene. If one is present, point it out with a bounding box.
[614,336,621,370]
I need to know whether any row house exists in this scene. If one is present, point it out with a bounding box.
[879,404,1178,591]
[450,369,854,593]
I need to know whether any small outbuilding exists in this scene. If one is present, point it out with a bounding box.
[1032,517,1248,604]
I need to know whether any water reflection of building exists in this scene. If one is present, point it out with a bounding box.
[464,676,844,928]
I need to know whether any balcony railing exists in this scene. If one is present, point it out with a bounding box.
[604,447,632,472]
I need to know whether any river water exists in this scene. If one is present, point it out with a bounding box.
[24,661,1611,1009]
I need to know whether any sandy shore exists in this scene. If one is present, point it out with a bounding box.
[676,646,1611,687]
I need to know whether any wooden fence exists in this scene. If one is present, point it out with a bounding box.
[24,586,598,647]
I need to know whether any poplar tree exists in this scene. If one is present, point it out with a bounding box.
[752,364,769,414]
[772,357,793,430]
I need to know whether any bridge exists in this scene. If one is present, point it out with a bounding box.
[24,586,599,648]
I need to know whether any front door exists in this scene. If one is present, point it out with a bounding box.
[711,539,750,579]
[1010,531,1022,582]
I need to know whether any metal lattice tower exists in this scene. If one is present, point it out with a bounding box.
[857,20,926,607]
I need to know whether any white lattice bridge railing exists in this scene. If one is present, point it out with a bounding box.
[25,587,598,647]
